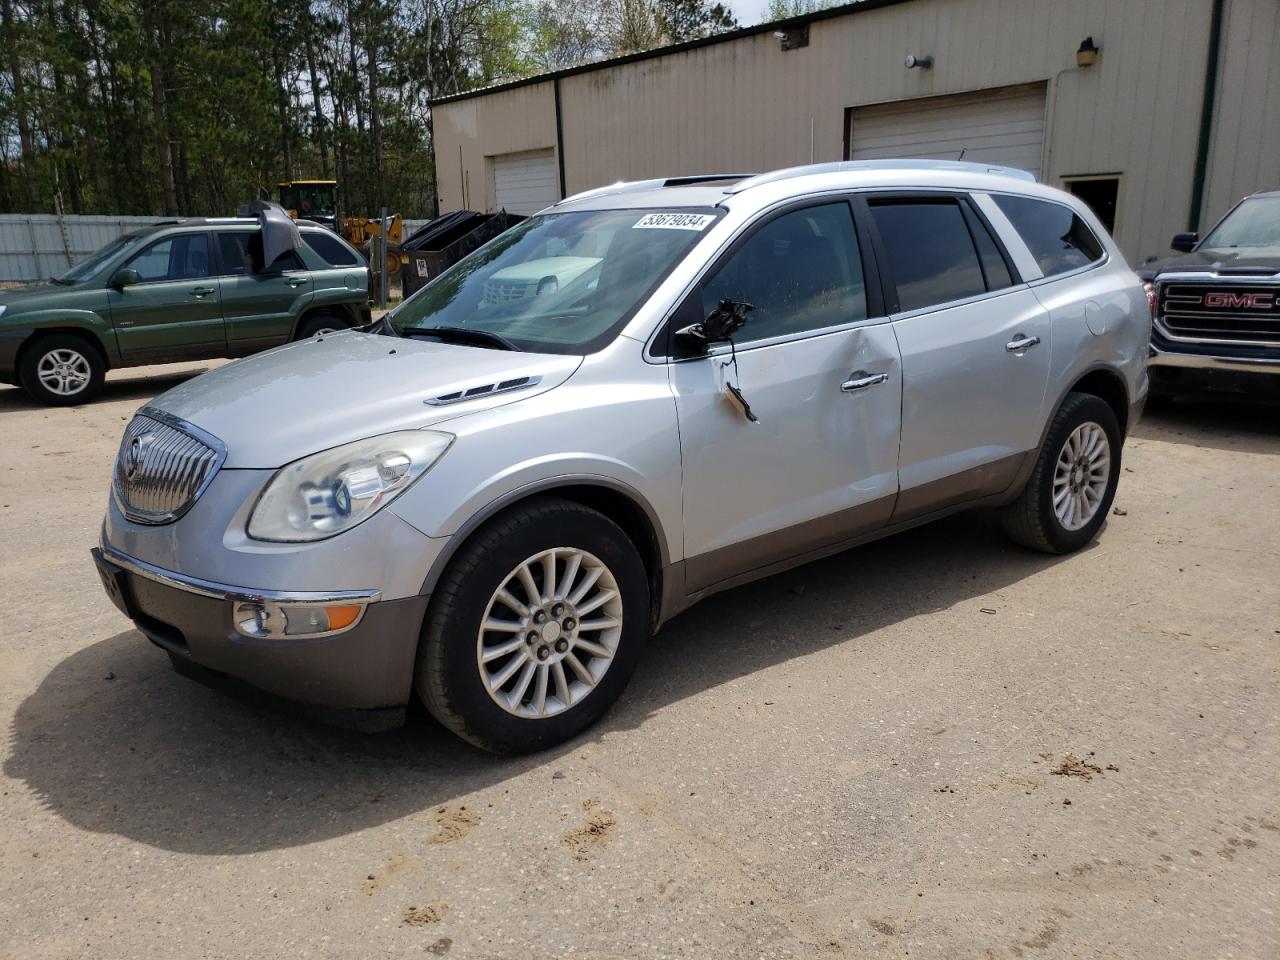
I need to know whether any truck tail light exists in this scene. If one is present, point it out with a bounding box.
[1143,281,1157,320]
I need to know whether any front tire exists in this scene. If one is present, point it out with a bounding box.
[18,334,106,405]
[294,312,346,339]
[1000,392,1122,554]
[417,497,649,754]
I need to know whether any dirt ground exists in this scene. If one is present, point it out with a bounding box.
[1,362,1277,960]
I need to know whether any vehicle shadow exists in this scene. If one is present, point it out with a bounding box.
[0,369,214,412]
[5,511,1075,855]
[1134,395,1280,454]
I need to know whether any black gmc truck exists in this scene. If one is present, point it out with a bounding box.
[1138,190,1280,397]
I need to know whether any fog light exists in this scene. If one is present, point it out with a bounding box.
[233,600,366,639]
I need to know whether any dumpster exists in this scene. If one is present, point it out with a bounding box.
[400,210,523,297]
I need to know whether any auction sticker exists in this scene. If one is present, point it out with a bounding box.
[632,213,716,230]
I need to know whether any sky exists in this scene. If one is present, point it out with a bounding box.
[725,0,775,26]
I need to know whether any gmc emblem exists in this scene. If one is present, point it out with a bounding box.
[1202,291,1274,309]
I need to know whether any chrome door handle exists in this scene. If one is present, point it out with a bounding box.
[286,278,307,288]
[841,371,889,392]
[191,286,215,297]
[1006,334,1041,352]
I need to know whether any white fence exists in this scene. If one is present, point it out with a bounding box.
[0,214,179,283]
[0,214,434,284]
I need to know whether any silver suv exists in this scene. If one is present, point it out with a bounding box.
[93,161,1149,753]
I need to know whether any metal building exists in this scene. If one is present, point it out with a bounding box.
[429,0,1279,265]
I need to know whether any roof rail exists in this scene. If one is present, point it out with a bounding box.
[556,173,753,206]
[555,179,668,206]
[724,160,1037,194]
[661,173,754,186]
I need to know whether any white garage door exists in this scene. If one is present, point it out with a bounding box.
[848,82,1047,180]
[491,149,558,215]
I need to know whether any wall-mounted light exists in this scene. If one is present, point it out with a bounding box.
[904,54,933,70]
[775,25,809,51]
[1076,36,1100,67]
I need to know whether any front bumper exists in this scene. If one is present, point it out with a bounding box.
[1149,343,1280,376]
[92,543,429,725]
[1149,327,1280,377]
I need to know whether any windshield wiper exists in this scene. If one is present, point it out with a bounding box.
[355,313,399,337]
[406,325,519,352]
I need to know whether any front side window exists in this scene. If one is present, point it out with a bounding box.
[127,234,210,283]
[870,200,987,312]
[1201,195,1280,251]
[699,203,867,343]
[54,234,142,285]
[993,194,1104,277]
[396,208,719,355]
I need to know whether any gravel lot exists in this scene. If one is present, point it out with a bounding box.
[1,362,1277,960]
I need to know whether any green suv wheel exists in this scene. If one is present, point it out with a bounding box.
[19,334,106,406]
[294,313,347,339]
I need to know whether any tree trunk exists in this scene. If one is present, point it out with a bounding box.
[304,23,329,178]
[272,43,292,177]
[1,0,42,210]
[145,5,180,216]
[364,6,382,213]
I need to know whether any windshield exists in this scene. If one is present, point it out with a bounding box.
[1202,195,1280,250]
[281,183,336,218]
[395,208,721,354]
[54,234,142,285]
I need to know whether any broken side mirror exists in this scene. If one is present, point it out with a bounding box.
[1170,232,1198,253]
[675,298,752,353]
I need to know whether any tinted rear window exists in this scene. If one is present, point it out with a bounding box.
[870,200,986,312]
[214,230,306,274]
[993,194,1104,277]
[968,210,1014,291]
[304,231,362,267]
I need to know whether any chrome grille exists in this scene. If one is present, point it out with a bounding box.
[483,279,534,304]
[113,411,225,524]
[1160,283,1280,345]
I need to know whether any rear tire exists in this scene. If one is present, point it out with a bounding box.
[1000,392,1122,554]
[294,312,346,339]
[18,334,106,406]
[417,497,649,754]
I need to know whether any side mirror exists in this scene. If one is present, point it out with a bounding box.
[675,298,752,352]
[1170,232,1198,253]
[110,267,140,289]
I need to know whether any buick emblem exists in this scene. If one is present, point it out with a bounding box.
[126,435,149,480]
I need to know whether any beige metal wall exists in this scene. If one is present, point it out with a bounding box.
[432,83,557,213]
[433,0,1276,265]
[1201,0,1280,233]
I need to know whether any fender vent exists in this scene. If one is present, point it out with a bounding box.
[425,375,542,406]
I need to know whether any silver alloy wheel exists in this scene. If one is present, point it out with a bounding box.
[1053,421,1111,531]
[476,547,623,719]
[36,347,91,396]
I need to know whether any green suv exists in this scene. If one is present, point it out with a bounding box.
[0,217,371,405]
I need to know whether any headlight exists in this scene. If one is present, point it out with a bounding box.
[248,430,452,542]
[0,305,7,319]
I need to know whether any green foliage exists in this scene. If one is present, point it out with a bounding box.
[763,0,843,21]
[0,0,741,217]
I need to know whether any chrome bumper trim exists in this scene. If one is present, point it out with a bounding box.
[1148,345,1280,376]
[97,541,382,606]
